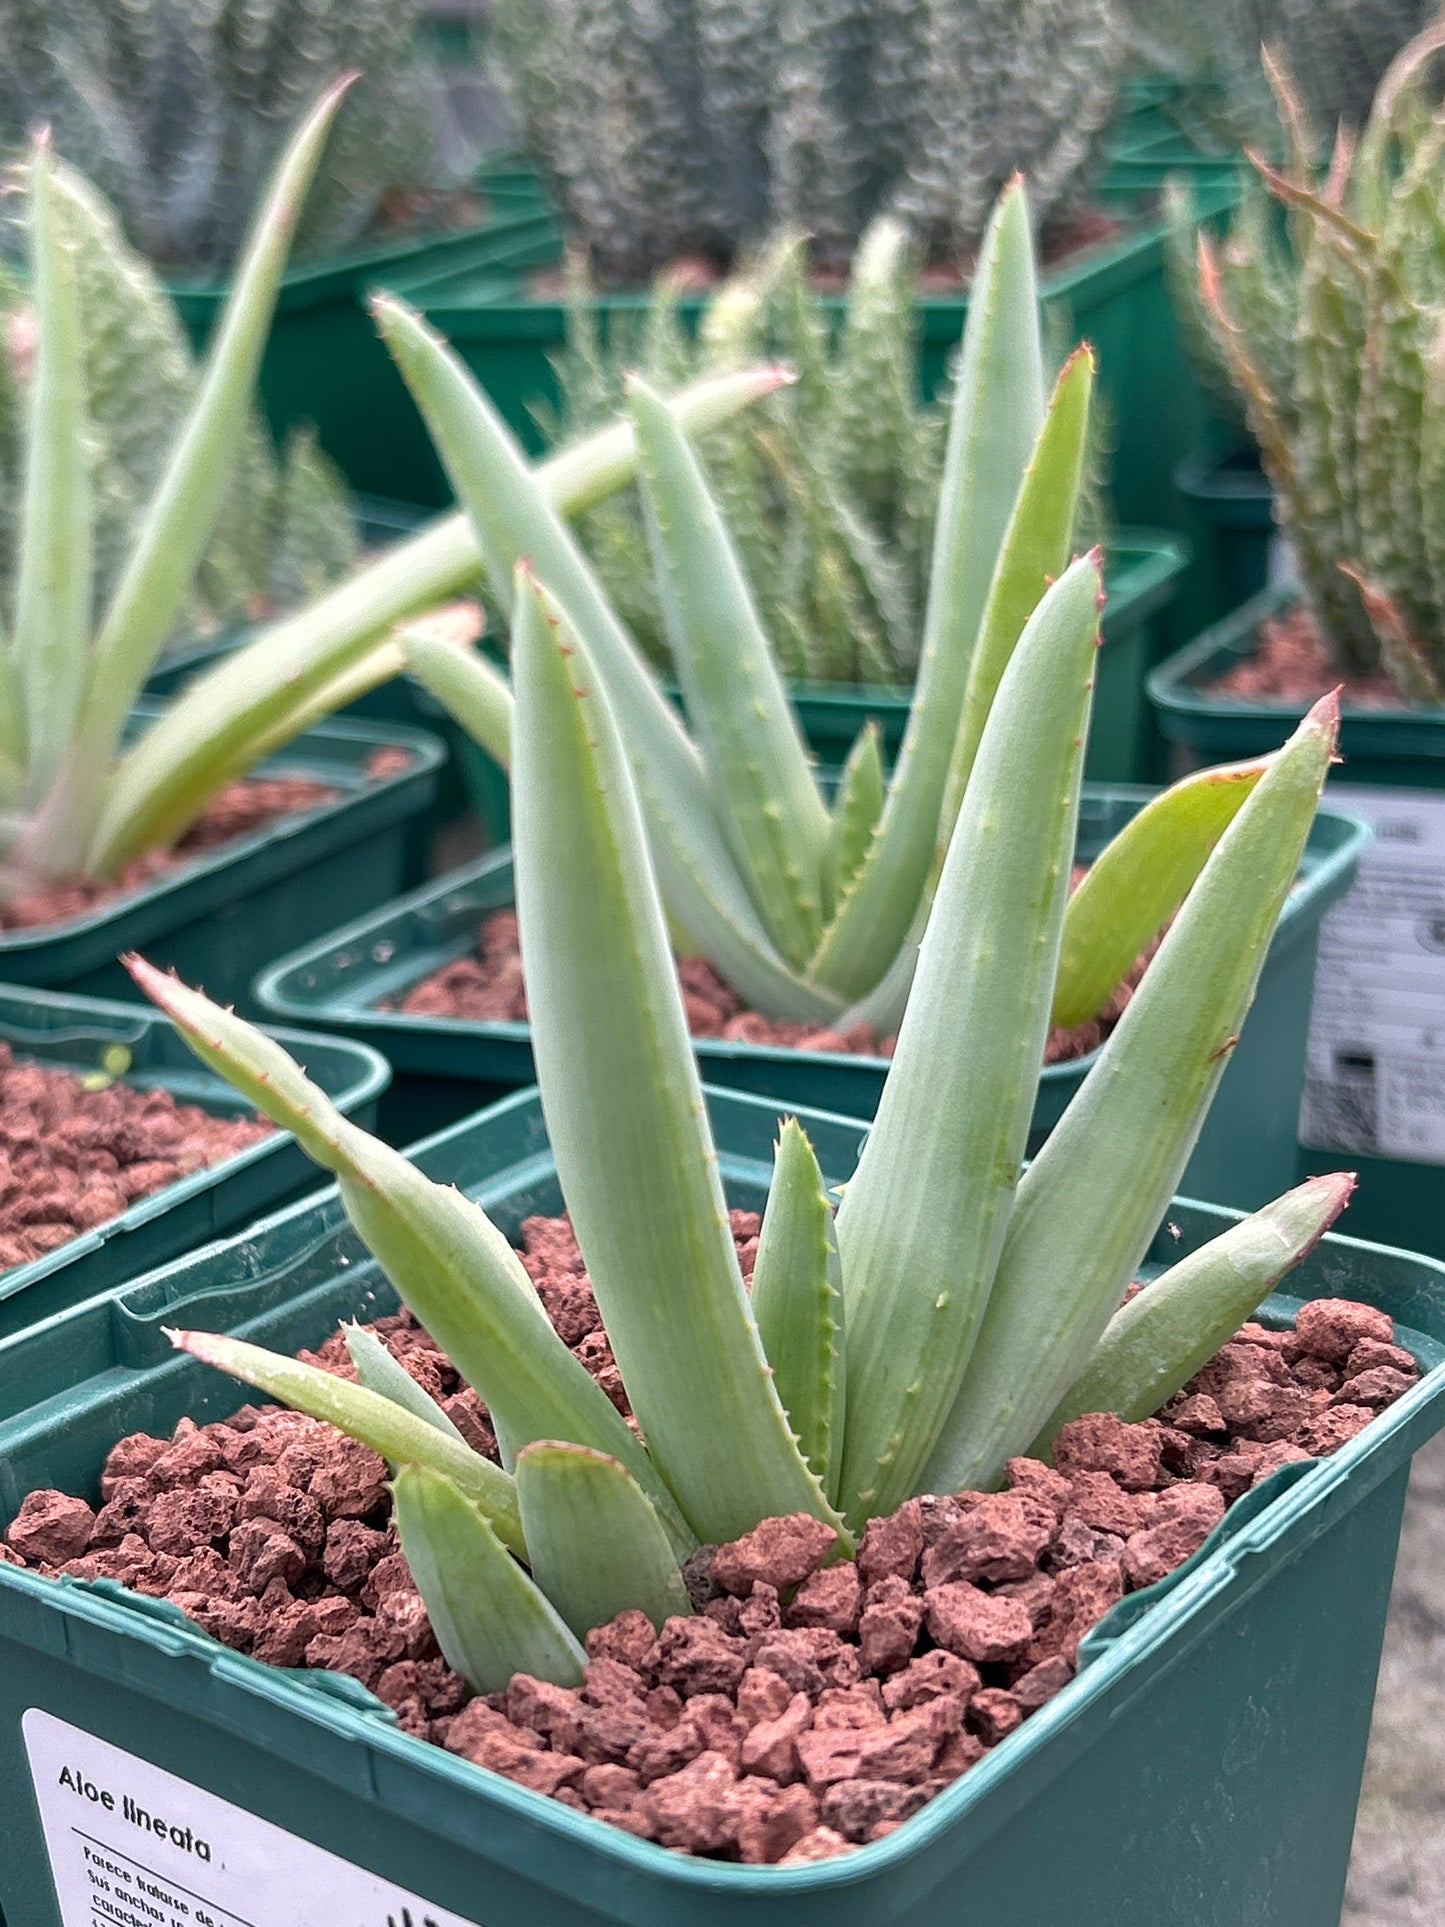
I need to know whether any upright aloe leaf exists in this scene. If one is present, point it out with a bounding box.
[516,1441,693,1639]
[126,956,685,1547]
[345,1323,468,1446]
[510,567,844,1547]
[827,721,886,904]
[629,374,831,968]
[170,1329,523,1554]
[375,294,838,1023]
[750,1120,847,1502]
[807,183,1048,1001]
[923,695,1339,1495]
[13,136,92,805]
[834,555,1103,1526]
[1030,1173,1357,1453]
[1051,757,1269,1029]
[392,1463,586,1693]
[92,371,777,877]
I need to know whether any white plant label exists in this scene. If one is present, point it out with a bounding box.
[23,1709,483,1927]
[1300,782,1445,1164]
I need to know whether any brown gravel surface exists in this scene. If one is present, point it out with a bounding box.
[3,1210,1420,1865]
[1206,607,1403,708]
[398,906,1149,1068]
[0,1044,270,1271]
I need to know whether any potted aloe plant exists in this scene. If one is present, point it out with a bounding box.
[0,74,782,1005]
[257,185,1366,1202]
[1148,21,1445,1256]
[0,508,1437,1921]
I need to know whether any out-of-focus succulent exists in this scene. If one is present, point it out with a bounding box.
[0,154,358,639]
[0,0,445,272]
[1197,23,1445,695]
[492,0,1126,283]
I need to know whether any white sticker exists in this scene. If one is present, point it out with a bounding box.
[1300,782,1445,1164]
[23,1708,483,1927]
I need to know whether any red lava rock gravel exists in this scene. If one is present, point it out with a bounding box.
[3,1207,1421,1866]
[1205,606,1405,708]
[398,903,1149,1068]
[0,1044,270,1271]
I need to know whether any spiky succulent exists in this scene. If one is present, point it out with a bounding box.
[1198,22,1445,696]
[382,183,1266,1042]
[1123,0,1432,149]
[0,152,357,641]
[0,81,776,904]
[0,0,444,273]
[491,0,1125,283]
[132,543,1343,1693]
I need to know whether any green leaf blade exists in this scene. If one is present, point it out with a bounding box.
[516,1441,693,1640]
[345,1322,468,1447]
[826,721,885,906]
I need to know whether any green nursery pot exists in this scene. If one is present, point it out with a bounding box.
[0,986,388,1342]
[0,714,444,1010]
[0,1086,1442,1926]
[1150,586,1445,1258]
[1173,442,1279,621]
[169,165,560,507]
[252,788,1369,1209]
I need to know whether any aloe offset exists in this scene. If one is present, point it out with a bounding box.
[0,80,784,904]
[386,181,1272,1035]
[131,547,1343,1691]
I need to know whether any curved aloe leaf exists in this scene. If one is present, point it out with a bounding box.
[835,555,1103,1526]
[935,346,1094,862]
[511,568,845,1548]
[14,136,92,806]
[169,1329,523,1555]
[827,722,885,906]
[92,370,777,876]
[345,1322,468,1446]
[629,374,830,968]
[516,1441,693,1639]
[126,956,684,1547]
[1051,757,1269,1030]
[805,183,1047,1002]
[750,1120,847,1503]
[922,694,1339,1495]
[393,1462,585,1692]
[402,626,515,771]
[1030,1172,1356,1455]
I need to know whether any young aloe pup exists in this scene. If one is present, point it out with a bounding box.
[370,180,1278,1039]
[128,514,1345,1692]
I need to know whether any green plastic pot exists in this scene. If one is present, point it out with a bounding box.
[393,176,1238,539]
[0,986,389,1343]
[1173,442,1279,621]
[252,789,1369,1209]
[1150,587,1445,1258]
[0,713,444,1010]
[169,165,560,507]
[0,1085,1441,1926]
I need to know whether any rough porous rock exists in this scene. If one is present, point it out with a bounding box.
[1,1212,1421,1869]
[0,1044,271,1272]
[399,899,1148,1070]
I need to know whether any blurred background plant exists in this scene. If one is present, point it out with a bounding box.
[490,0,1127,285]
[0,0,472,272]
[0,153,358,646]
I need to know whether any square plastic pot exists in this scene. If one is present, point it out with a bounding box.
[168,164,560,507]
[0,712,444,1009]
[1173,442,1278,622]
[251,789,1370,1209]
[1149,586,1445,1256]
[391,177,1238,539]
[0,985,389,1342]
[0,1085,1442,1926]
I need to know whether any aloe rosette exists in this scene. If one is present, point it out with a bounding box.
[131,529,1345,1690]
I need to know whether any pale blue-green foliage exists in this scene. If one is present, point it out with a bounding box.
[0,0,445,271]
[1197,23,1445,693]
[492,0,1126,282]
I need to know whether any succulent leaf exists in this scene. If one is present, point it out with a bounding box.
[345,1322,468,1448]
[827,720,886,903]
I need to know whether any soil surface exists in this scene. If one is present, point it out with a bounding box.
[398,905,1149,1067]
[0,747,414,934]
[1205,606,1404,709]
[2,1208,1419,1866]
[0,1044,270,1271]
